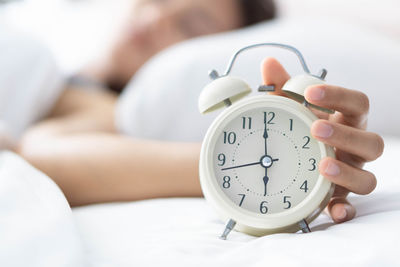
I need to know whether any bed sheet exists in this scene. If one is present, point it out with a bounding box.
[0,152,86,267]
[72,136,400,267]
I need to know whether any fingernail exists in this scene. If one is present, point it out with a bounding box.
[324,161,340,176]
[307,87,325,101]
[314,122,333,138]
[336,206,347,220]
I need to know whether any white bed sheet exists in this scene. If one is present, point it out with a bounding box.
[0,152,86,267]
[72,136,400,267]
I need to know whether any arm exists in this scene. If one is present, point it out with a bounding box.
[37,85,118,135]
[18,132,201,207]
[17,86,202,206]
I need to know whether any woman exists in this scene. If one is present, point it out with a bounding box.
[11,0,383,225]
[74,0,276,92]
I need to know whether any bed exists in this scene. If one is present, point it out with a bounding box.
[1,1,399,266]
[1,136,399,267]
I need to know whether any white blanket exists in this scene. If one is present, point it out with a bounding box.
[0,152,86,267]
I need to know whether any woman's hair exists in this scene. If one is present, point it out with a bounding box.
[238,0,276,27]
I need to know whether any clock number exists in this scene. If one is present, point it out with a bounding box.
[223,131,236,144]
[217,153,226,166]
[222,176,231,189]
[302,136,311,149]
[241,117,252,129]
[260,201,268,214]
[289,119,293,131]
[263,111,275,124]
[308,158,316,171]
[238,194,246,207]
[300,180,308,193]
[283,196,292,209]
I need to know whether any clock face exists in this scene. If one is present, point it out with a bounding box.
[212,106,321,215]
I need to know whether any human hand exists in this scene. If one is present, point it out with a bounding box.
[261,58,384,223]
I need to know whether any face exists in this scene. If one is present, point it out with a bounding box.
[212,106,321,215]
[108,0,242,88]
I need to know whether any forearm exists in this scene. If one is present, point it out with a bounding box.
[17,132,202,206]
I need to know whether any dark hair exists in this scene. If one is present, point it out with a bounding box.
[237,0,276,27]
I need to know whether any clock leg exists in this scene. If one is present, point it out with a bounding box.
[299,219,311,233]
[220,219,236,240]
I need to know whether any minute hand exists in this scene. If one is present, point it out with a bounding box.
[264,115,268,155]
[221,162,260,171]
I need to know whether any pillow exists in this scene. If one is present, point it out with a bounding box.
[116,18,400,142]
[0,27,65,138]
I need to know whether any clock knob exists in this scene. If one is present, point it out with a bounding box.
[198,76,251,114]
[282,74,335,114]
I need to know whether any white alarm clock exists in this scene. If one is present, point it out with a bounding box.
[198,43,336,239]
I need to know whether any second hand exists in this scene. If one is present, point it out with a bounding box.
[221,158,279,171]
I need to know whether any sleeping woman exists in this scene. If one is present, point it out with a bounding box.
[4,0,384,225]
[75,0,276,93]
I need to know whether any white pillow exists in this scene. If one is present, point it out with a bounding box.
[116,18,400,142]
[0,27,65,138]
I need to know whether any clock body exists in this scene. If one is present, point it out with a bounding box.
[199,95,335,236]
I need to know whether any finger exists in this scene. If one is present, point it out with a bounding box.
[331,184,350,198]
[311,120,384,162]
[319,157,377,195]
[304,85,369,127]
[327,197,356,223]
[260,57,290,96]
[335,149,365,169]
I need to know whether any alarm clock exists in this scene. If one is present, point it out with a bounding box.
[198,43,336,239]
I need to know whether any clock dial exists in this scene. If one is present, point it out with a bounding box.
[213,107,321,215]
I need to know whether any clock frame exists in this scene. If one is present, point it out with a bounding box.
[199,95,335,236]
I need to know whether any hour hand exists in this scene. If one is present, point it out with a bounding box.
[263,175,269,196]
[263,166,269,196]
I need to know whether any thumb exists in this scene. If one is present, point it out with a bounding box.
[327,197,356,223]
[261,57,291,96]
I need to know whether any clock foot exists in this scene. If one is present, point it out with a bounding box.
[299,219,311,233]
[220,219,236,240]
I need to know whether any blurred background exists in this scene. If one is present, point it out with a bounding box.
[0,0,399,137]
[1,0,399,74]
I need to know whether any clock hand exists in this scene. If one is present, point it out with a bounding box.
[263,168,269,196]
[221,162,260,171]
[222,158,279,171]
[263,118,268,156]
